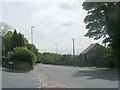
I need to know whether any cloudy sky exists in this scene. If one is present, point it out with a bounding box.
[1,0,103,55]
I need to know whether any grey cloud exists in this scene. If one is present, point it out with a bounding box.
[59,2,73,10]
[60,21,78,26]
[58,2,81,10]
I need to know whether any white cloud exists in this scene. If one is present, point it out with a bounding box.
[2,1,102,54]
[29,1,99,54]
[30,4,84,41]
[31,3,84,27]
[0,0,85,3]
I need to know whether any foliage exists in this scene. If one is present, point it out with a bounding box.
[9,47,37,65]
[17,33,26,47]
[0,22,13,36]
[2,28,40,70]
[2,31,13,55]
[40,52,76,66]
[27,44,40,61]
[2,30,29,55]
[41,52,57,64]
[11,30,27,49]
[90,44,109,59]
[82,2,120,57]
[60,54,73,65]
[3,29,40,63]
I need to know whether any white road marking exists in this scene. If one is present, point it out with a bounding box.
[63,84,68,88]
[37,86,41,88]
[32,66,38,79]
[38,77,41,83]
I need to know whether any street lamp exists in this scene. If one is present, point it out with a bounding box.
[31,26,34,44]
[30,26,34,69]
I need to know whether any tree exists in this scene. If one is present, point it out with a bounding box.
[90,45,109,59]
[40,52,73,65]
[0,22,13,36]
[18,33,26,47]
[41,52,56,64]
[27,44,40,61]
[11,30,19,49]
[2,31,13,55]
[11,30,28,49]
[82,2,120,57]
[2,29,40,70]
[60,54,72,65]
[9,47,37,66]
[0,22,13,56]
[2,30,29,55]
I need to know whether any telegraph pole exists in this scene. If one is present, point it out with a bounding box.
[55,43,57,54]
[55,43,58,64]
[73,38,75,67]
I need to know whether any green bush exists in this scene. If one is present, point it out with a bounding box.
[9,47,37,65]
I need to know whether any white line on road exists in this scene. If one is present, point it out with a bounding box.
[32,66,38,79]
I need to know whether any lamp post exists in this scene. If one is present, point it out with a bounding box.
[30,26,34,69]
[31,26,34,45]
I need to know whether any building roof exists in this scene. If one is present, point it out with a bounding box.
[80,43,99,54]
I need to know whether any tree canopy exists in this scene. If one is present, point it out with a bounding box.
[11,30,27,49]
[2,30,29,54]
[2,29,40,66]
[82,2,120,57]
[2,31,13,55]
[0,22,13,36]
[27,44,40,61]
[10,47,37,65]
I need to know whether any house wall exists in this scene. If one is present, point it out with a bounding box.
[96,58,118,68]
[79,45,118,68]
[79,54,87,67]
[80,49,99,67]
[79,54,118,68]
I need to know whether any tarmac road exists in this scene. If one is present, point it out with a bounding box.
[37,64,118,88]
[2,67,41,88]
[1,64,118,88]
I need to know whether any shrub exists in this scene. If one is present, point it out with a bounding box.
[9,47,37,66]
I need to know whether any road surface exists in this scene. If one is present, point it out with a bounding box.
[2,67,41,88]
[37,64,118,88]
[1,64,118,88]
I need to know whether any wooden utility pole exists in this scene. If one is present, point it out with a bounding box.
[55,43,58,64]
[73,38,75,67]
[55,43,57,54]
